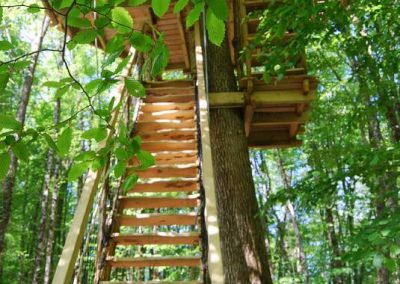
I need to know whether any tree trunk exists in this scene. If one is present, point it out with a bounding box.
[206,31,273,283]
[275,150,309,283]
[43,98,61,284]
[0,16,49,272]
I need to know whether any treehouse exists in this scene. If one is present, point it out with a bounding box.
[44,0,317,283]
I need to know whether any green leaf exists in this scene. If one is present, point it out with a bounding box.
[27,4,41,13]
[115,147,130,160]
[208,0,228,21]
[111,7,133,34]
[67,8,91,28]
[373,254,383,268]
[125,78,146,98]
[206,8,225,46]
[173,0,189,14]
[0,40,13,51]
[122,174,138,193]
[43,81,63,88]
[0,72,9,93]
[13,60,31,70]
[55,85,70,98]
[42,133,59,152]
[129,32,153,52]
[0,7,3,25]
[152,0,170,17]
[0,115,22,131]
[128,0,147,6]
[82,127,108,142]
[186,2,204,28]
[0,152,10,181]
[68,161,90,181]
[114,160,127,178]
[137,150,155,169]
[57,128,73,156]
[59,0,74,9]
[70,29,98,44]
[75,151,96,162]
[11,141,29,161]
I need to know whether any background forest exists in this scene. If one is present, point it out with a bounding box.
[0,0,399,283]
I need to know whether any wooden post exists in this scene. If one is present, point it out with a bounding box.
[194,23,225,284]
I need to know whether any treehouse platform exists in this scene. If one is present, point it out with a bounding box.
[45,0,317,283]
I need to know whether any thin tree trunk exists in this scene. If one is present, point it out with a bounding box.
[43,98,61,284]
[276,150,309,283]
[206,30,273,283]
[0,16,49,273]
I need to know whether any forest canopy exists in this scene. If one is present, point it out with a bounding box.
[0,0,399,283]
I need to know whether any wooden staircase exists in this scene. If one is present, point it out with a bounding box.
[101,80,202,283]
[236,0,317,148]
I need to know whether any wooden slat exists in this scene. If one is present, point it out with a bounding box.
[145,86,195,95]
[107,256,201,268]
[135,166,198,178]
[118,213,198,226]
[139,110,195,122]
[140,102,195,113]
[111,232,200,245]
[141,141,196,152]
[136,119,196,132]
[252,112,309,126]
[129,180,199,193]
[153,151,198,165]
[144,94,194,103]
[143,80,193,88]
[119,197,199,209]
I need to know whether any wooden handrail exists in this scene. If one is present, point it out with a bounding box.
[194,22,225,284]
[52,56,136,284]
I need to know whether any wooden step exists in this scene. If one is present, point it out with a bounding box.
[153,152,197,165]
[111,232,200,245]
[129,181,199,193]
[141,141,197,152]
[140,102,195,113]
[140,130,196,142]
[144,93,195,103]
[136,120,196,132]
[143,80,194,88]
[106,256,201,268]
[145,86,195,95]
[119,197,199,209]
[135,166,198,178]
[139,110,195,122]
[118,213,198,226]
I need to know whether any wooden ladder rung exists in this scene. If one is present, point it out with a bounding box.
[139,110,195,122]
[140,102,195,113]
[141,141,197,152]
[118,213,198,226]
[111,232,200,245]
[140,130,196,142]
[118,197,199,209]
[144,94,195,103]
[106,256,201,268]
[136,120,196,132]
[134,166,198,179]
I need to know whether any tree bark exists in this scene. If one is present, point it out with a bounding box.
[206,30,273,282]
[0,16,49,272]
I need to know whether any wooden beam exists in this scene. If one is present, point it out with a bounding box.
[118,213,198,226]
[140,141,197,152]
[252,112,309,126]
[111,232,200,245]
[244,104,254,137]
[176,13,190,70]
[134,166,198,179]
[194,23,225,284]
[128,180,199,193]
[209,89,316,108]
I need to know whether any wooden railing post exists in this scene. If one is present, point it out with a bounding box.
[194,22,225,284]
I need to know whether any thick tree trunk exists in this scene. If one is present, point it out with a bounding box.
[43,98,61,284]
[0,16,49,272]
[206,31,273,282]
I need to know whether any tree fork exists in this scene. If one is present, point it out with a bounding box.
[205,27,273,283]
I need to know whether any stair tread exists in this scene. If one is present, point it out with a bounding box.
[139,110,195,122]
[118,213,198,226]
[141,141,197,152]
[134,166,198,179]
[111,232,200,245]
[119,196,199,209]
[106,256,201,268]
[129,180,199,193]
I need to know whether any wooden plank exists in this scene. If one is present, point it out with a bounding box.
[139,110,195,122]
[194,23,225,284]
[252,112,309,125]
[209,92,244,108]
[136,119,196,132]
[111,232,200,245]
[106,256,201,268]
[146,86,195,95]
[143,80,193,88]
[135,166,198,179]
[129,180,199,193]
[140,102,195,112]
[244,105,254,137]
[144,94,194,103]
[118,213,198,226]
[152,151,198,165]
[176,13,190,69]
[119,197,199,209]
[141,141,197,152]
